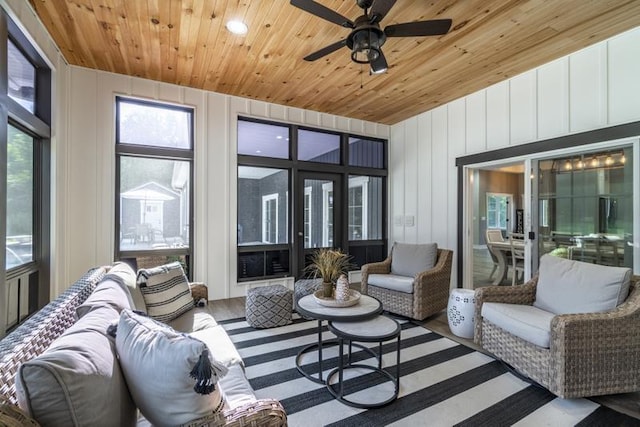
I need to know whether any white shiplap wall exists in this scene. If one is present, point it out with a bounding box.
[389,26,640,287]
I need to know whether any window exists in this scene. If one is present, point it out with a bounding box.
[486,193,512,230]
[262,194,278,243]
[322,182,334,247]
[238,166,289,246]
[238,120,289,159]
[2,12,52,336]
[348,137,384,168]
[6,125,34,269]
[303,187,312,248]
[298,129,340,163]
[116,98,193,274]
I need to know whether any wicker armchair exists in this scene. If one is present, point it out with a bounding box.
[474,272,640,398]
[361,247,453,320]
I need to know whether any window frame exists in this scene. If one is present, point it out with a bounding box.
[114,96,195,275]
[236,116,388,281]
[1,12,52,337]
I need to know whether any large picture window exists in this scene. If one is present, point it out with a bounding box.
[115,97,193,274]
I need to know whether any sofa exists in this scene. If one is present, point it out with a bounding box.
[0,263,287,426]
[474,254,640,398]
[361,243,453,320]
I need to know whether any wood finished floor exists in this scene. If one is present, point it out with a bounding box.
[209,282,640,420]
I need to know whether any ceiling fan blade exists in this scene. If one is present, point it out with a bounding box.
[303,39,348,61]
[370,50,388,74]
[369,0,396,24]
[384,19,452,37]
[290,0,354,28]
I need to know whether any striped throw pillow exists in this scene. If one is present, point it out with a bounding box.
[137,262,194,322]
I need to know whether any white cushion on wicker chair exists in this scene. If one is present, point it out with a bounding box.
[367,273,414,294]
[534,254,632,315]
[390,243,437,277]
[481,302,555,348]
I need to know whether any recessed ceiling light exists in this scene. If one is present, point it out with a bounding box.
[226,20,248,35]
[255,150,261,153]
[276,135,283,139]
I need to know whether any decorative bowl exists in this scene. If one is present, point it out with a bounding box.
[313,290,361,308]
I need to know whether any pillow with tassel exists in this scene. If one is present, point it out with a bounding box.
[114,309,228,427]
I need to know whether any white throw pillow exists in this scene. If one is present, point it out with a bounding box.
[534,254,632,315]
[115,310,228,427]
[390,242,438,277]
[137,261,194,322]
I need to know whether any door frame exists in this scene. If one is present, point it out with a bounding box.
[295,171,344,277]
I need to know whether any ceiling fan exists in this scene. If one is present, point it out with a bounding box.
[290,0,452,74]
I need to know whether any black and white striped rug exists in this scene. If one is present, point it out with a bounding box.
[220,315,638,426]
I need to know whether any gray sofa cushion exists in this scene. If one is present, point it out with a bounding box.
[367,273,415,293]
[482,302,555,348]
[391,243,438,277]
[76,274,133,318]
[15,305,136,427]
[534,254,632,315]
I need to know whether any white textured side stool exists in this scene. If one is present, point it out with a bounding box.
[447,288,476,339]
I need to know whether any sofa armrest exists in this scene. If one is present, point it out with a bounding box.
[181,399,287,427]
[473,276,537,344]
[360,257,391,294]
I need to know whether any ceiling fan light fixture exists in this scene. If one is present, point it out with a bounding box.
[350,29,381,64]
[226,20,248,35]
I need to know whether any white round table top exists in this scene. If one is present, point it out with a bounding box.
[296,293,382,322]
[330,315,401,341]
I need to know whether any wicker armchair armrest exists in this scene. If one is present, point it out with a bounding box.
[181,398,287,427]
[473,276,537,344]
[360,257,391,294]
[549,279,640,396]
[413,249,453,295]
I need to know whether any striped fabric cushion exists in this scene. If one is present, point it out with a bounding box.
[137,262,194,322]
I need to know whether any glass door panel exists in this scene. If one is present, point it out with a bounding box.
[297,172,342,277]
[537,147,633,268]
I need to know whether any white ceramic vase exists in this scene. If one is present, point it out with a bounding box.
[335,274,350,301]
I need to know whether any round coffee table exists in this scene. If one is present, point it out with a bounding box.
[295,293,382,384]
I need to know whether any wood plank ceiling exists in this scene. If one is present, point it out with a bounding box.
[29,0,640,125]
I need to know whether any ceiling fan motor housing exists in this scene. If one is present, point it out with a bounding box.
[356,0,374,9]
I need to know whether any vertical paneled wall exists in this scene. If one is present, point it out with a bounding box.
[62,69,389,299]
[389,26,640,287]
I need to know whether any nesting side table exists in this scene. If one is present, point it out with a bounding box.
[326,315,401,408]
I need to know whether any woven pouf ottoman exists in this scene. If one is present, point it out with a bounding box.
[447,288,476,339]
[294,278,322,307]
[246,285,293,328]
